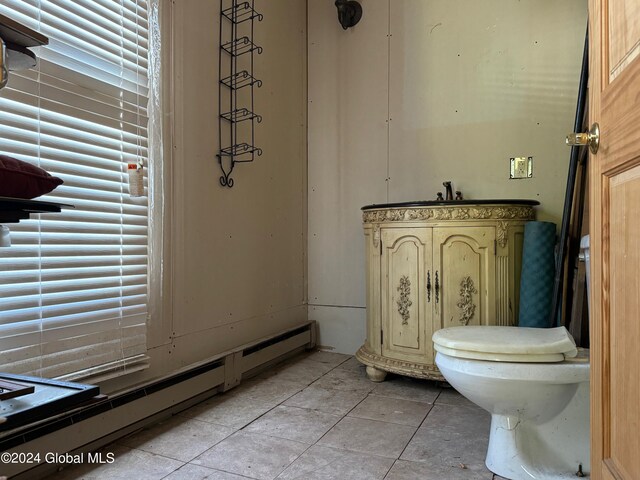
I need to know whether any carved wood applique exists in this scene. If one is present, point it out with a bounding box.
[456,276,478,325]
[373,224,381,248]
[363,205,535,224]
[496,220,509,248]
[396,275,412,325]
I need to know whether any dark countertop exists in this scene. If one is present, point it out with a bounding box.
[362,199,540,211]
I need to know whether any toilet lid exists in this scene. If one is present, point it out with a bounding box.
[432,326,578,362]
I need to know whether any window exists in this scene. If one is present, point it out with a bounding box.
[0,0,154,380]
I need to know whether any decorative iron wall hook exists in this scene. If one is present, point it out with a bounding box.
[335,0,362,30]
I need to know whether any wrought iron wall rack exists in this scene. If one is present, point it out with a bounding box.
[217,0,263,188]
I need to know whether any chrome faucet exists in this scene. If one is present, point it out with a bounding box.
[443,181,453,201]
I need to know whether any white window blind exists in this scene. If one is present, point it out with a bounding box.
[0,0,151,380]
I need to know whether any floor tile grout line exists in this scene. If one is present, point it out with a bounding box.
[60,353,491,480]
[266,358,355,480]
[344,377,442,428]
[290,360,372,447]
[390,419,421,463]
[395,389,442,461]
[236,382,310,432]
[420,387,444,427]
[190,460,265,480]
[382,458,400,480]
[215,428,316,479]
[310,400,420,462]
[97,444,188,480]
[291,360,446,448]
[162,462,263,480]
[274,356,384,463]
[308,441,408,462]
[345,391,437,428]
[123,417,240,470]
[364,390,441,405]
[212,356,348,438]
[272,441,315,480]
[175,372,317,478]
[230,360,348,478]
[159,463,183,480]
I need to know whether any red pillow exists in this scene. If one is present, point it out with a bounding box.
[0,154,63,199]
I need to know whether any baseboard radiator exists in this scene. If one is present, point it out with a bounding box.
[2,321,316,479]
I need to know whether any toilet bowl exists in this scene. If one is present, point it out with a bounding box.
[433,326,590,480]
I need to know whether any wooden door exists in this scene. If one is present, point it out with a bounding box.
[432,227,495,335]
[380,227,433,363]
[589,1,640,479]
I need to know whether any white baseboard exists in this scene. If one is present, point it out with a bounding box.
[5,321,316,479]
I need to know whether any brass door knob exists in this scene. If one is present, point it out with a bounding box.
[566,123,600,154]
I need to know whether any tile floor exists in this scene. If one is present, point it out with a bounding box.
[49,351,508,480]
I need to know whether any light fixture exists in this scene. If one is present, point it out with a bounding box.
[335,0,362,30]
[3,40,37,72]
[0,225,11,247]
[0,12,48,90]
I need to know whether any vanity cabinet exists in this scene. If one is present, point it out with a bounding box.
[356,201,537,382]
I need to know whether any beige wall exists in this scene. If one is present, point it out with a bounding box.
[308,0,587,353]
[102,0,589,388]
[106,0,307,392]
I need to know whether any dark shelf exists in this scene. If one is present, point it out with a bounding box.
[0,373,99,432]
[0,13,48,48]
[220,143,263,161]
[220,107,262,124]
[220,70,262,90]
[221,2,263,24]
[221,36,263,57]
[0,196,73,223]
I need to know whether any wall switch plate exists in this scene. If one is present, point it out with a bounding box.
[510,156,533,179]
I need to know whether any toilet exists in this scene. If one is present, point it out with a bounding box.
[433,325,590,480]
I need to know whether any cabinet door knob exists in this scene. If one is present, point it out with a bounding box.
[435,271,440,304]
[426,271,431,302]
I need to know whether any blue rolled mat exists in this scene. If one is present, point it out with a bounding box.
[518,221,557,328]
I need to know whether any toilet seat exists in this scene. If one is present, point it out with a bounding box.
[432,326,578,363]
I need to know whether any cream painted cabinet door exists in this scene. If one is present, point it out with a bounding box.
[381,228,433,363]
[432,227,496,333]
